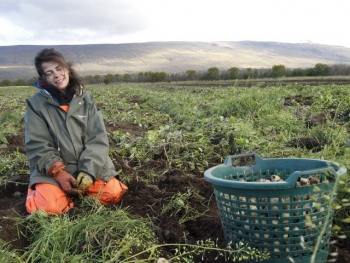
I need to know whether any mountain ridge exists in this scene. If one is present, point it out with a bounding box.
[1,41,350,80]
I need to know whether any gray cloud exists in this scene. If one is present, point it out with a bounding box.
[0,0,150,44]
[1,0,350,47]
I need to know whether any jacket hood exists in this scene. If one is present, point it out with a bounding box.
[35,79,60,104]
[35,78,84,105]
[35,79,45,90]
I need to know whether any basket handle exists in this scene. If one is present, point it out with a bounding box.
[286,165,339,184]
[223,153,262,166]
[234,166,338,190]
[223,154,342,189]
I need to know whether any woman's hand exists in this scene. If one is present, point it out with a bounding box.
[77,172,94,190]
[49,162,82,196]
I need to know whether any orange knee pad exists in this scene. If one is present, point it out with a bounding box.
[86,177,128,205]
[25,178,128,214]
[25,183,74,215]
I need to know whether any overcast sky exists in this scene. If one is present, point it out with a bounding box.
[0,0,348,47]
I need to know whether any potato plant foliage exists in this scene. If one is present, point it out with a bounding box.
[0,82,350,262]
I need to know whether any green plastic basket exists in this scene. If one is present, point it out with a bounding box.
[204,153,347,263]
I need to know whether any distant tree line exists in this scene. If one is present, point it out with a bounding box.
[1,63,350,87]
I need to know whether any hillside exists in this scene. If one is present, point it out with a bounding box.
[1,41,350,80]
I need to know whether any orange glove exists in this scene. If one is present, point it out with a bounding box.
[49,162,82,196]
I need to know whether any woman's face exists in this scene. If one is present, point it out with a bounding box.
[41,61,70,91]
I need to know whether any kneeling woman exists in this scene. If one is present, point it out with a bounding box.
[25,48,127,214]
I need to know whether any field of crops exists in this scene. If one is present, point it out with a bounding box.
[1,82,350,262]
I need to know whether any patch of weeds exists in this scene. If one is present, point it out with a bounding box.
[0,239,22,263]
[0,149,29,187]
[2,197,270,263]
[0,111,22,145]
[167,239,270,263]
[161,186,209,224]
[22,198,159,262]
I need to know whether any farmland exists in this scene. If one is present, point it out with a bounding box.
[1,81,350,262]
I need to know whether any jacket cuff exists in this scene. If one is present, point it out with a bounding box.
[48,161,66,176]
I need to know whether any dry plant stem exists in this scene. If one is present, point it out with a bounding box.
[310,174,341,263]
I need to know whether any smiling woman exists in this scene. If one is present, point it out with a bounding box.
[33,48,84,105]
[24,48,128,215]
[41,61,70,91]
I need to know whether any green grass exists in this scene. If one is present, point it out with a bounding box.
[1,82,350,262]
[3,198,269,263]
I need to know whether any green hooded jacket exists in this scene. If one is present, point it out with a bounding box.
[25,88,117,189]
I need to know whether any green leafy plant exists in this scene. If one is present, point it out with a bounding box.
[161,186,209,224]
